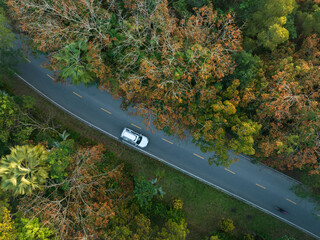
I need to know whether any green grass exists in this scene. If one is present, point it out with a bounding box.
[122,153,310,239]
[2,73,313,240]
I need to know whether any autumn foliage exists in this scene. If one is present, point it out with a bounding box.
[113,1,260,165]
[256,35,320,173]
[18,145,133,239]
[5,0,320,171]
[6,0,112,84]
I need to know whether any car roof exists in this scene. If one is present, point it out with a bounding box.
[122,129,137,141]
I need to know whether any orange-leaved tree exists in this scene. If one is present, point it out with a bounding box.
[256,36,320,173]
[7,0,113,84]
[114,1,260,165]
[18,145,133,239]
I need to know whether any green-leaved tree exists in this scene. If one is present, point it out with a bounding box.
[0,207,16,240]
[296,4,320,35]
[53,40,95,85]
[245,0,296,50]
[0,6,19,70]
[15,218,53,240]
[155,219,189,240]
[0,145,49,195]
[0,7,14,49]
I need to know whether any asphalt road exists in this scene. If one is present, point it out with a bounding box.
[12,40,320,239]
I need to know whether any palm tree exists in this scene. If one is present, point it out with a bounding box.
[0,145,49,195]
[54,40,95,85]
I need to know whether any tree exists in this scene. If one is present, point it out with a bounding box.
[18,145,133,239]
[229,119,262,155]
[0,91,62,155]
[0,7,14,49]
[6,0,112,84]
[229,51,263,89]
[7,0,114,52]
[134,177,164,210]
[257,23,289,50]
[46,139,74,184]
[9,0,261,166]
[115,1,257,166]
[0,6,17,69]
[245,0,296,50]
[0,207,16,240]
[0,93,34,149]
[296,3,320,35]
[0,144,49,195]
[155,219,189,240]
[219,218,235,233]
[255,37,320,173]
[285,14,297,39]
[51,39,109,85]
[106,209,152,240]
[15,218,53,240]
[52,40,95,85]
[172,0,210,18]
[209,236,221,240]
[242,234,255,240]
[167,199,185,223]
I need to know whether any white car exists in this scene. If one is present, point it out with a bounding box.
[120,128,149,148]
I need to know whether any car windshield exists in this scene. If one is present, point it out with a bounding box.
[136,136,142,144]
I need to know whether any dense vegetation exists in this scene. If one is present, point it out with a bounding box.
[4,0,319,172]
[0,77,304,239]
[0,0,319,239]
[0,34,303,240]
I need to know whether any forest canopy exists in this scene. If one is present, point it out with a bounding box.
[4,0,320,173]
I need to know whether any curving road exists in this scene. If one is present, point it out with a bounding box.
[12,38,320,239]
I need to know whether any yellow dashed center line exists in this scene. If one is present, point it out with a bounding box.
[193,153,204,159]
[161,138,173,144]
[73,92,82,98]
[46,74,55,81]
[286,198,297,205]
[101,108,111,114]
[224,168,235,174]
[256,183,266,189]
[131,123,141,129]
[24,57,31,63]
